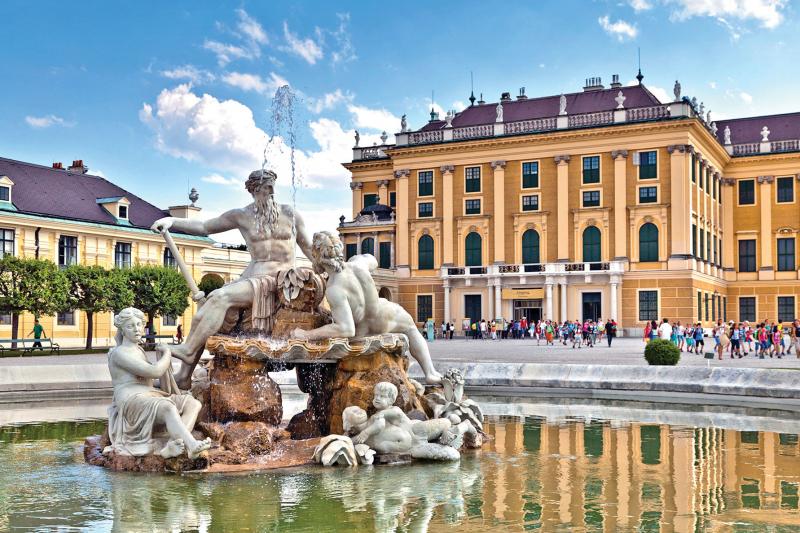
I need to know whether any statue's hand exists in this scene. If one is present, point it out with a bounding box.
[292,328,310,341]
[352,432,367,445]
[151,217,174,233]
[155,343,171,358]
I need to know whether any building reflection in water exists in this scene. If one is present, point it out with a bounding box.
[483,415,800,532]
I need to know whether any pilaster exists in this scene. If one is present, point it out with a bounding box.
[394,169,411,275]
[376,179,389,205]
[612,150,628,260]
[441,165,455,265]
[554,155,570,261]
[667,144,692,268]
[758,175,774,280]
[349,181,363,219]
[721,178,735,276]
[491,160,507,264]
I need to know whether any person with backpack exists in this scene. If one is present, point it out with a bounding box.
[605,318,616,347]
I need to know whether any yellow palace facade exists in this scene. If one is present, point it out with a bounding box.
[340,75,800,333]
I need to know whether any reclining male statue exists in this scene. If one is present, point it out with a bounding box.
[292,231,442,384]
[151,169,313,389]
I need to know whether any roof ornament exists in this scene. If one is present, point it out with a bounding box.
[615,90,626,109]
[691,97,698,109]
[445,110,454,128]
[354,130,360,147]
[495,102,503,123]
[723,125,731,145]
[400,114,407,133]
[189,187,199,206]
[380,131,388,144]
[477,92,485,105]
[699,102,705,116]
[469,71,476,107]
[706,110,712,123]
[761,126,770,142]
[711,122,718,136]
[673,80,681,101]
[558,94,567,116]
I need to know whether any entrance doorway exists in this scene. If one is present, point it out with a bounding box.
[464,295,482,326]
[513,299,542,323]
[582,292,602,322]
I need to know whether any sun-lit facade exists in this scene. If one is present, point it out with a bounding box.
[340,75,800,333]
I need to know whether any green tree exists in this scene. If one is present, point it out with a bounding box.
[198,273,225,296]
[124,265,191,335]
[63,265,134,349]
[0,256,69,345]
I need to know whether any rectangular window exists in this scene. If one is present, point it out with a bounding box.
[363,194,378,208]
[522,195,539,212]
[778,238,796,272]
[582,190,600,208]
[723,296,727,322]
[639,186,657,204]
[692,224,697,257]
[418,171,433,196]
[0,186,9,201]
[389,191,396,207]
[639,151,657,179]
[739,297,756,322]
[163,248,176,268]
[738,180,755,205]
[465,167,481,193]
[777,176,794,203]
[0,228,13,258]
[114,242,132,269]
[712,294,716,321]
[706,230,711,261]
[713,236,718,265]
[704,293,709,321]
[465,199,481,215]
[58,235,77,267]
[638,290,658,321]
[582,156,600,184]
[379,241,391,269]
[118,205,128,219]
[162,315,177,326]
[699,231,705,261]
[57,310,75,326]
[712,178,717,200]
[738,239,756,272]
[697,292,702,321]
[705,169,710,193]
[691,154,697,183]
[345,243,357,260]
[0,313,11,325]
[522,162,539,188]
[416,295,432,323]
[418,202,433,218]
[778,296,796,323]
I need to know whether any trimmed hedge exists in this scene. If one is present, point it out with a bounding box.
[644,339,681,366]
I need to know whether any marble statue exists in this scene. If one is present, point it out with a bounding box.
[724,125,732,145]
[151,169,314,389]
[104,307,211,459]
[380,131,388,144]
[559,94,567,115]
[699,102,705,116]
[313,434,374,466]
[615,90,626,109]
[673,80,681,101]
[706,110,712,123]
[711,122,718,136]
[292,231,442,384]
[400,114,407,133]
[444,110,454,128]
[342,383,460,461]
[761,126,770,142]
[691,97,697,109]
[354,130,360,147]
[495,102,503,123]
[425,368,484,435]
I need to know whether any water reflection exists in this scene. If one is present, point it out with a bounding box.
[1,411,800,531]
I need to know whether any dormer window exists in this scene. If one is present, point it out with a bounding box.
[0,187,9,201]
[118,205,128,219]
[0,176,14,206]
[96,196,131,224]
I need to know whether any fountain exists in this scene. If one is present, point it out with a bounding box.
[83,86,485,473]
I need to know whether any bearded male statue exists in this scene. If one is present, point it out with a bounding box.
[151,170,313,389]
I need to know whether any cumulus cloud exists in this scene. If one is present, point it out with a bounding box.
[328,13,356,65]
[598,15,638,41]
[201,173,242,187]
[647,85,671,104]
[235,8,268,45]
[281,21,323,65]
[307,89,352,113]
[203,39,255,66]
[630,0,653,10]
[25,114,74,128]
[739,91,753,104]
[347,104,400,133]
[161,65,215,83]
[665,0,786,29]
[221,72,289,95]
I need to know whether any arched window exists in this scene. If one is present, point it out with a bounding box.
[360,237,374,256]
[639,223,659,262]
[465,232,482,266]
[522,229,540,264]
[418,235,434,270]
[582,226,601,263]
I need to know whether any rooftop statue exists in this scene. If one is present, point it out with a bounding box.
[151,169,313,389]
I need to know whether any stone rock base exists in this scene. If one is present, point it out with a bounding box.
[209,354,282,425]
[287,363,337,439]
[83,435,209,473]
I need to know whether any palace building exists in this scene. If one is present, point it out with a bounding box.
[0,156,251,347]
[339,74,800,334]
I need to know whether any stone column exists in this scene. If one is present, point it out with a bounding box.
[491,160,507,264]
[394,169,411,275]
[488,281,495,319]
[545,279,554,320]
[758,175,774,280]
[389,232,395,268]
[559,279,568,323]
[494,280,502,320]
[721,178,735,273]
[667,145,692,267]
[441,165,455,265]
[610,276,620,321]
[377,179,389,205]
[612,150,628,260]
[443,279,451,323]
[349,182,363,219]
[555,155,571,261]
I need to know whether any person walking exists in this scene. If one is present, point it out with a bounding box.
[176,324,184,344]
[27,319,46,351]
[693,323,705,354]
[658,318,672,342]
[605,318,616,347]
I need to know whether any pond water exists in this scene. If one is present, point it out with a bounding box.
[1,399,800,532]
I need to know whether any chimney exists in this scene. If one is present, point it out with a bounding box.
[500,92,512,102]
[516,87,527,100]
[610,74,622,88]
[52,162,63,170]
[68,159,88,174]
[583,77,605,92]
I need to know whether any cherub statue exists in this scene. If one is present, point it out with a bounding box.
[342,382,460,461]
[293,231,442,384]
[104,307,211,459]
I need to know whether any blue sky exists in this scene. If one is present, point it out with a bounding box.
[1,0,797,241]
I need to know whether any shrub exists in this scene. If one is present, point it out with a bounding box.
[644,339,681,366]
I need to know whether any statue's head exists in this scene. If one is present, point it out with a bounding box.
[245,169,280,231]
[311,231,345,273]
[372,382,398,410]
[114,307,145,345]
[342,406,368,434]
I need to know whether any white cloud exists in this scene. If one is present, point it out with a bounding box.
[665,0,786,29]
[235,8,268,45]
[630,0,653,10]
[281,21,323,65]
[739,91,753,104]
[307,89,352,113]
[347,104,400,133]
[329,13,356,65]
[221,72,289,95]
[161,65,215,84]
[538,63,545,68]
[598,15,638,41]
[647,85,670,103]
[25,114,74,128]
[203,39,255,66]
[451,101,467,112]
[201,173,242,187]
[709,81,717,89]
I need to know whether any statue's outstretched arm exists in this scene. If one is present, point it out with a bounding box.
[114,345,172,379]
[293,211,314,262]
[151,209,240,237]
[293,287,356,340]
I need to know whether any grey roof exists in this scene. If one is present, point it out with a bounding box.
[715,112,800,144]
[0,156,170,230]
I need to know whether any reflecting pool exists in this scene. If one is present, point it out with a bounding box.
[1,399,800,532]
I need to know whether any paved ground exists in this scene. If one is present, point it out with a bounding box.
[2,337,798,369]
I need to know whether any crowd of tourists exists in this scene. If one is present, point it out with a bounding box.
[433,318,619,347]
[643,317,800,360]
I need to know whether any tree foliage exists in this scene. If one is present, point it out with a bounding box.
[644,339,681,366]
[0,256,69,340]
[124,265,191,332]
[198,273,225,296]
